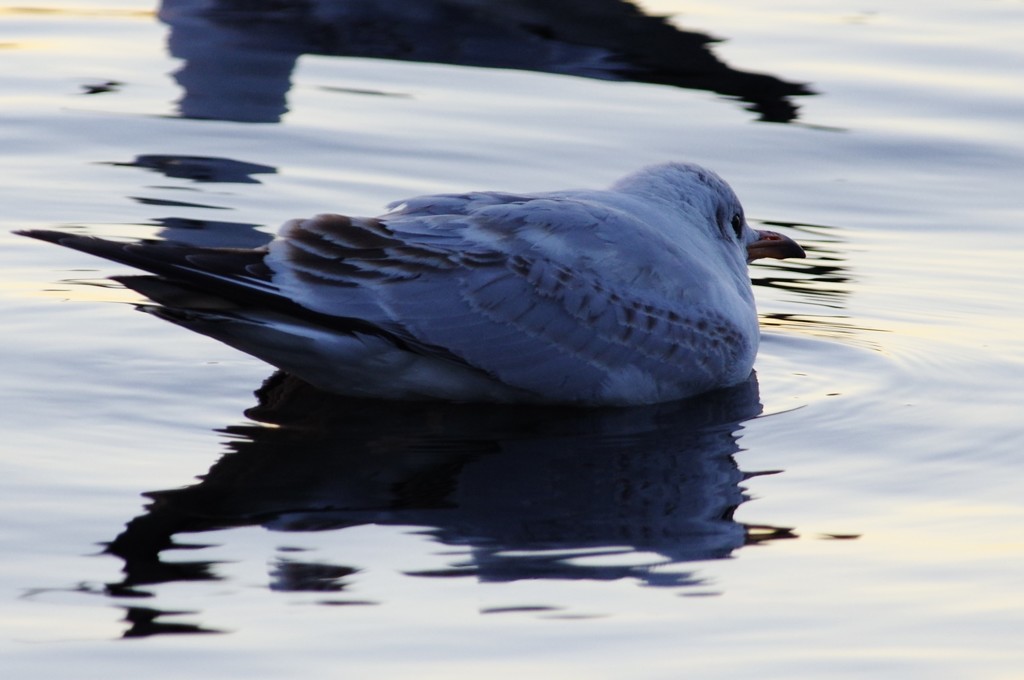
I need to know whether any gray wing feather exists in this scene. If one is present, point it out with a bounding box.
[268,196,753,400]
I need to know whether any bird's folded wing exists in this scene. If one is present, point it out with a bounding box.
[268,206,750,398]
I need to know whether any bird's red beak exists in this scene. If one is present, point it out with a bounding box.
[747,230,806,262]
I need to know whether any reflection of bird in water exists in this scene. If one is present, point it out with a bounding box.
[103,371,794,619]
[19,162,803,405]
[159,0,812,123]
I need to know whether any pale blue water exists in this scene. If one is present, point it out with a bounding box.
[1,1,1023,678]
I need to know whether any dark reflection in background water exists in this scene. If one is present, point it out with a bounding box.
[105,155,277,184]
[102,372,794,637]
[160,0,811,123]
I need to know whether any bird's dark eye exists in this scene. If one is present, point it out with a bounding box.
[730,214,744,240]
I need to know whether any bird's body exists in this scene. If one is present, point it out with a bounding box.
[19,162,804,405]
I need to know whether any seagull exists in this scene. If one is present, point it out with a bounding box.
[18,162,804,405]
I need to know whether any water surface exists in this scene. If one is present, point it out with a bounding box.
[1,1,1022,678]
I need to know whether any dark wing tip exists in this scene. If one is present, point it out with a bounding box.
[14,228,271,285]
[15,229,174,278]
[14,228,78,244]
[15,228,128,256]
